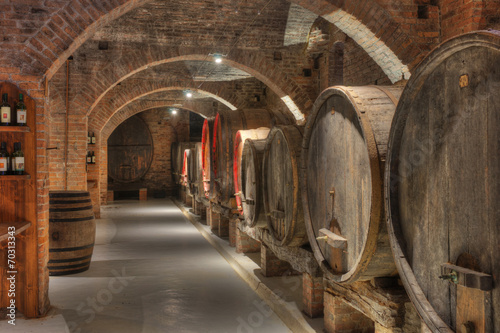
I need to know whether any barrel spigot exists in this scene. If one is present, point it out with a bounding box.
[439,270,458,284]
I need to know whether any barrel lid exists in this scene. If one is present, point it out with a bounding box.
[385,31,500,332]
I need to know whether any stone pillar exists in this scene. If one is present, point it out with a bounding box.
[236,228,261,253]
[303,273,324,318]
[260,244,295,277]
[324,292,374,333]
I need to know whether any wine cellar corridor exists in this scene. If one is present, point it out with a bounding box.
[0,0,499,332]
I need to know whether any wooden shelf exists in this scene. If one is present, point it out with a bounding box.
[0,174,31,180]
[0,126,30,133]
[0,221,32,243]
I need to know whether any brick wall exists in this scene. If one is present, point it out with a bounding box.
[441,0,500,40]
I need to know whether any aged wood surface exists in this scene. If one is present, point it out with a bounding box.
[0,82,39,317]
[240,139,268,228]
[301,85,401,284]
[201,117,216,199]
[48,191,96,276]
[385,31,500,332]
[233,128,269,218]
[189,142,203,199]
[108,115,153,183]
[213,109,289,208]
[263,125,307,247]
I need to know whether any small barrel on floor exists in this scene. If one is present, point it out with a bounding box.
[48,191,96,276]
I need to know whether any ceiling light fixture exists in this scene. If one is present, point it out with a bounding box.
[209,53,226,64]
[184,90,193,98]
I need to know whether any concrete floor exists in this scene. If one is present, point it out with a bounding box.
[46,198,292,333]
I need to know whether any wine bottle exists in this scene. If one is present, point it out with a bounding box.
[86,151,91,164]
[0,142,9,175]
[87,131,91,144]
[1,93,11,126]
[91,151,96,164]
[91,132,96,144]
[11,142,24,175]
[16,93,27,126]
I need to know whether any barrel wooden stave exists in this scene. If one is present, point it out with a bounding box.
[240,139,267,228]
[263,125,307,247]
[301,85,402,284]
[48,191,96,276]
[233,128,270,215]
[181,148,192,190]
[202,117,216,199]
[213,109,291,207]
[189,142,203,199]
[385,31,500,332]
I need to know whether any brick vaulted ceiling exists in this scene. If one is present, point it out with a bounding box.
[8,0,448,125]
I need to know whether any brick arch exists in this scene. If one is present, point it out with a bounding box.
[21,0,427,85]
[89,83,238,133]
[26,0,153,80]
[101,100,213,141]
[293,0,424,82]
[84,50,310,123]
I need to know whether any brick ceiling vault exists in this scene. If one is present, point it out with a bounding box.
[85,54,306,114]
[89,85,241,133]
[101,100,217,141]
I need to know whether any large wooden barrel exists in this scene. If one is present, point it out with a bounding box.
[238,138,268,228]
[173,142,195,185]
[108,115,153,183]
[262,125,307,247]
[213,109,291,207]
[233,128,270,215]
[181,148,192,189]
[385,31,500,333]
[48,191,96,276]
[301,85,402,284]
[189,142,203,198]
[201,117,216,199]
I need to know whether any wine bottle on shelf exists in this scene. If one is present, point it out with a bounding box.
[11,142,24,175]
[15,93,27,126]
[87,131,91,144]
[91,151,96,164]
[0,142,9,175]
[86,151,91,164]
[1,93,12,126]
[91,132,96,144]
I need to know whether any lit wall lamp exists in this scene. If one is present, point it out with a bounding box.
[184,90,193,98]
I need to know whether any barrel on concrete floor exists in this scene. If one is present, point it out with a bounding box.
[213,109,292,207]
[385,31,500,333]
[301,85,402,284]
[48,191,96,276]
[233,128,270,217]
[263,125,307,247]
[238,138,268,228]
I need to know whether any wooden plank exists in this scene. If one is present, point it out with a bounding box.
[456,285,492,333]
[0,221,32,243]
